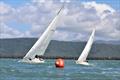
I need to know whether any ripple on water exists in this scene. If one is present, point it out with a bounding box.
[0,59,120,80]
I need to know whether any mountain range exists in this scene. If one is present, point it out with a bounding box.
[0,38,120,59]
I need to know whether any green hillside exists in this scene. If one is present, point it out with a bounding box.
[0,38,120,59]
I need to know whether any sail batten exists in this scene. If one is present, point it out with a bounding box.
[77,29,95,63]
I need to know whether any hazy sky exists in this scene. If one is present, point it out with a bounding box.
[0,0,120,41]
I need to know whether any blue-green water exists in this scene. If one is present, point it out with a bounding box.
[0,59,120,80]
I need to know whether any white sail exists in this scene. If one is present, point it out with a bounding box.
[22,6,64,61]
[76,29,95,65]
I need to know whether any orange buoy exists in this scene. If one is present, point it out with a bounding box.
[55,58,64,68]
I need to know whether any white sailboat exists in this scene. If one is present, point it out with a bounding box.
[76,29,95,65]
[21,6,64,63]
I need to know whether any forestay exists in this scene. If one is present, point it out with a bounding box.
[23,6,64,60]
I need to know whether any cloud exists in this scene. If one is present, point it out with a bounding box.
[0,22,32,38]
[0,23,22,38]
[0,1,120,41]
[58,1,120,41]
[96,12,120,40]
[0,2,16,22]
[82,1,115,19]
[32,0,45,3]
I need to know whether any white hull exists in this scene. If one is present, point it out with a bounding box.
[20,58,45,64]
[76,61,90,66]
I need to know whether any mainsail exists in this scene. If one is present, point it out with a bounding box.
[23,6,64,61]
[77,29,95,63]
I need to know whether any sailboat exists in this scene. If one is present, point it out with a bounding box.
[76,29,95,65]
[21,6,64,63]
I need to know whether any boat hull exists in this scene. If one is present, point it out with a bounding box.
[76,61,89,66]
[19,58,45,64]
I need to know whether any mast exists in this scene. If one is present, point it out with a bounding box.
[23,5,64,60]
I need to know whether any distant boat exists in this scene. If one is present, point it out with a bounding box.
[76,29,95,65]
[21,6,64,63]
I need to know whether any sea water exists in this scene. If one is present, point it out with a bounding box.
[0,59,120,80]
